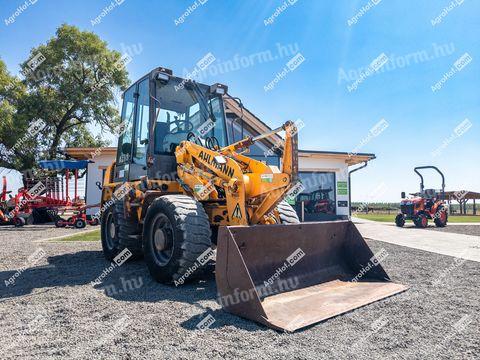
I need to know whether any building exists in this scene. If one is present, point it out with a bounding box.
[66,98,375,221]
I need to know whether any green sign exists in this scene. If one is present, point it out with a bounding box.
[337,181,348,195]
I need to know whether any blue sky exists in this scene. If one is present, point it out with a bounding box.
[0,0,478,201]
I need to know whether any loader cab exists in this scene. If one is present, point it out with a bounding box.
[114,67,229,182]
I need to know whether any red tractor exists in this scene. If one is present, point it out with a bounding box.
[395,166,448,228]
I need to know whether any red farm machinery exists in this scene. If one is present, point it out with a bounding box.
[395,166,448,228]
[0,160,98,228]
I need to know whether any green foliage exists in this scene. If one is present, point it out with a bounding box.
[0,59,33,170]
[0,24,129,171]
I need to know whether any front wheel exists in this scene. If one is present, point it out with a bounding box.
[395,214,405,227]
[414,214,428,228]
[74,218,86,229]
[55,217,66,228]
[143,195,212,284]
[13,217,26,227]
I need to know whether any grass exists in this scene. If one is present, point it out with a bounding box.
[355,213,480,223]
[54,229,100,242]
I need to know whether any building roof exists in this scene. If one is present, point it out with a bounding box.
[66,147,116,160]
[223,98,375,166]
[299,150,376,166]
[223,97,284,146]
[444,191,480,200]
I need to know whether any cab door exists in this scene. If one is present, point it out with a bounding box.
[129,77,150,180]
[114,83,136,182]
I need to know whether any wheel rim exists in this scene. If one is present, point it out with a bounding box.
[422,217,427,227]
[151,213,174,265]
[105,213,116,249]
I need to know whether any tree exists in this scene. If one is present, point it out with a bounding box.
[0,59,33,170]
[0,24,129,171]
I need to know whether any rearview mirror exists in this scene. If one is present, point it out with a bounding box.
[401,191,406,199]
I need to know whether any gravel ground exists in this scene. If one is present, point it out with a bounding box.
[0,225,479,359]
[427,225,480,237]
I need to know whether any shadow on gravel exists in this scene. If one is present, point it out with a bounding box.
[179,308,269,332]
[2,251,214,305]
[0,250,266,331]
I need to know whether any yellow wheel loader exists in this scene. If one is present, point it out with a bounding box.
[100,67,407,332]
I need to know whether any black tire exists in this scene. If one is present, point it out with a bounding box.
[276,201,300,224]
[13,217,26,227]
[74,218,86,229]
[434,206,448,227]
[414,214,428,228]
[24,214,34,225]
[55,217,66,228]
[143,195,212,284]
[113,200,143,260]
[101,207,120,261]
[395,214,405,227]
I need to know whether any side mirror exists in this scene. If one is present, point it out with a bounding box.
[121,142,132,155]
[401,192,406,199]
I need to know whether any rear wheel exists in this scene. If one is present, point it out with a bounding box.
[101,207,120,261]
[143,195,212,284]
[414,214,428,228]
[434,207,448,227]
[25,214,34,225]
[113,200,143,260]
[276,201,300,224]
[395,214,405,227]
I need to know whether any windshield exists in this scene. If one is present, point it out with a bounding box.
[153,77,228,154]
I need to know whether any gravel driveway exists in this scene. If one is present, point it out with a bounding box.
[0,225,478,359]
[427,225,480,236]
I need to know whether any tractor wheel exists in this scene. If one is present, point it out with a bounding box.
[74,218,86,229]
[25,213,34,225]
[113,200,143,260]
[13,217,26,227]
[434,207,448,227]
[101,207,120,261]
[395,214,405,227]
[414,214,428,228]
[55,217,66,228]
[276,201,300,224]
[143,195,212,284]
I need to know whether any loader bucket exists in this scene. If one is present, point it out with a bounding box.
[215,220,407,332]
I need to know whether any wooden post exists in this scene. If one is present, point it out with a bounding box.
[474,199,477,216]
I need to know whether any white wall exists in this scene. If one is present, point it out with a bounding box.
[85,154,114,215]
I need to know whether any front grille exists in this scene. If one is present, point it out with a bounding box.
[401,204,414,216]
